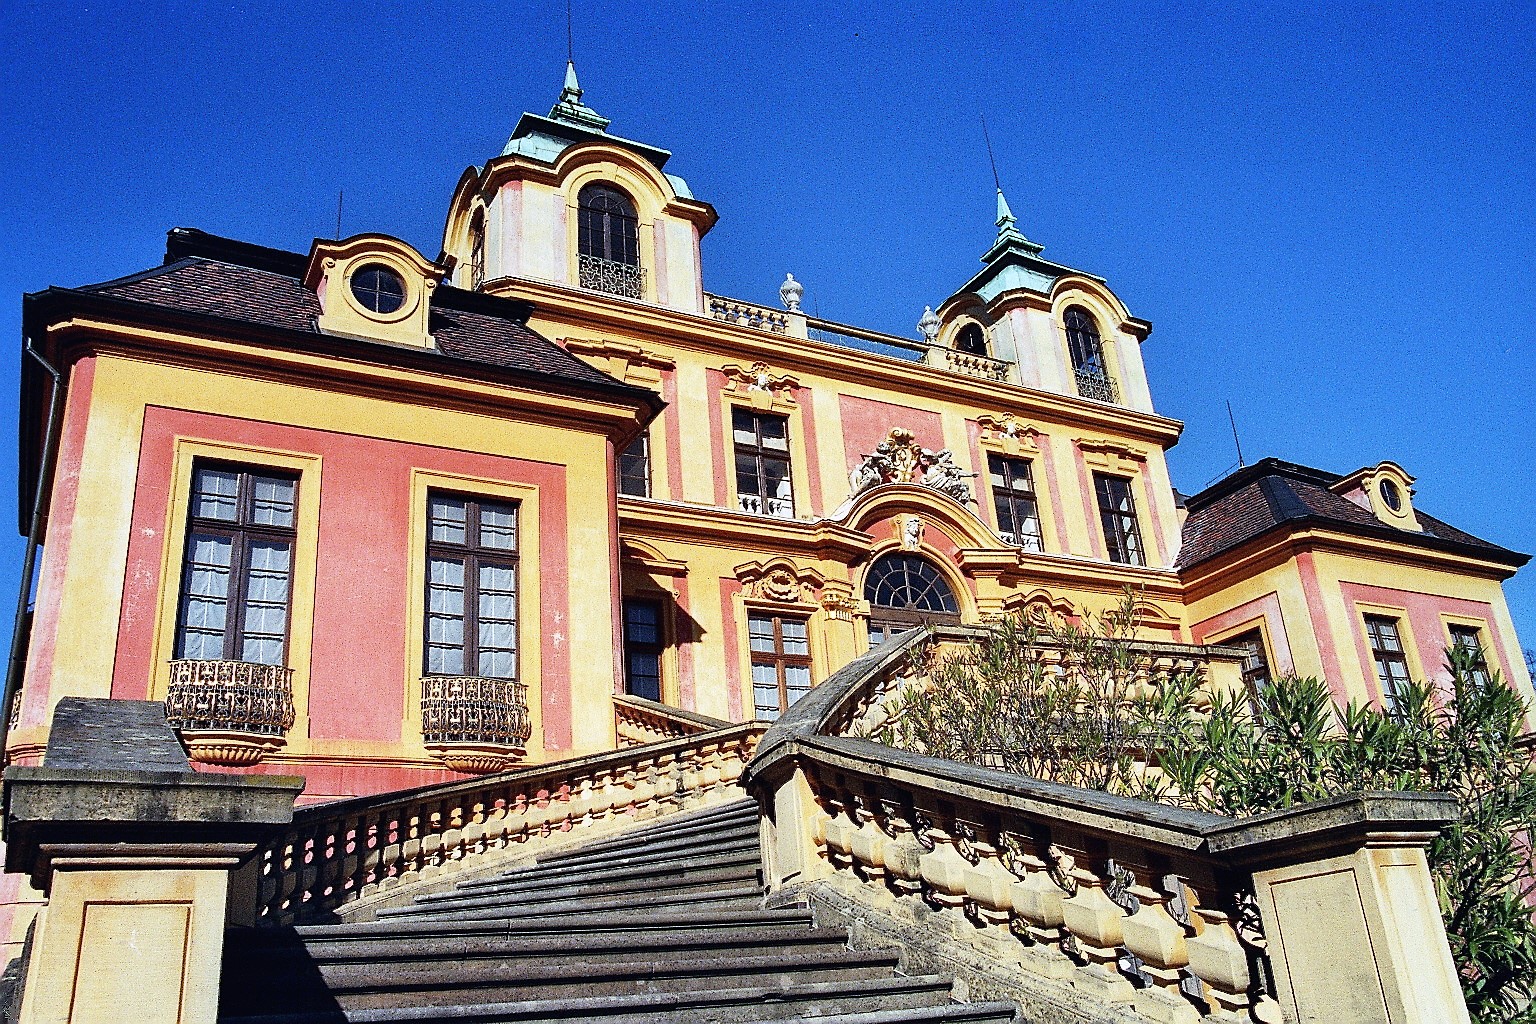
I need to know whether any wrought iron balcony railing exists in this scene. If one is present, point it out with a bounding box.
[578,253,645,299]
[1074,367,1120,404]
[420,675,533,773]
[942,348,1012,382]
[164,659,296,766]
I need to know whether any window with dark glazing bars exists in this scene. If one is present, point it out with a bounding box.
[623,598,664,701]
[988,454,1043,552]
[1449,624,1493,691]
[175,463,298,666]
[750,613,811,720]
[733,408,794,518]
[1228,629,1272,694]
[619,432,651,497]
[425,493,519,679]
[469,215,486,290]
[1364,615,1411,713]
[1093,474,1145,566]
[577,184,639,265]
[1064,306,1105,374]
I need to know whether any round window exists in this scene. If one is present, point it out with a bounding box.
[350,264,406,314]
[1379,478,1403,512]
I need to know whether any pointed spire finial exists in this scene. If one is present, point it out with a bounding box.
[560,60,582,104]
[995,188,1016,234]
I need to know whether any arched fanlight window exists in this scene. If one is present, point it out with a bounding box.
[468,213,486,291]
[1063,306,1104,374]
[577,183,640,266]
[863,552,961,646]
[955,324,988,356]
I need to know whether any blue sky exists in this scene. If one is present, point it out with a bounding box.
[1,2,1533,652]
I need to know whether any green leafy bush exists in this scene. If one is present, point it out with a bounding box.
[876,599,1536,1022]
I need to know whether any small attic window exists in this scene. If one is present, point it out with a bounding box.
[1379,478,1404,512]
[955,324,988,356]
[351,264,406,314]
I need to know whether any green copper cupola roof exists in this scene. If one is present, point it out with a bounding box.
[945,187,1102,306]
[500,62,696,200]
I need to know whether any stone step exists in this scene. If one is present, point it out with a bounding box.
[483,832,761,884]
[537,802,758,854]
[521,816,759,870]
[732,1004,1021,1024]
[225,948,907,1014]
[377,883,767,924]
[225,922,851,971]
[386,864,759,917]
[439,848,761,901]
[219,973,960,1023]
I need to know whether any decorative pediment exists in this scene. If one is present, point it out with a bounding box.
[564,338,674,386]
[720,361,800,408]
[977,414,1042,453]
[1001,588,1076,625]
[1074,437,1147,475]
[734,557,826,605]
[847,428,977,506]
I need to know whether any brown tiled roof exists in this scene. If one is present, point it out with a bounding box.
[69,231,631,394]
[1177,459,1526,570]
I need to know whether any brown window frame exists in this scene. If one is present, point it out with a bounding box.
[173,462,299,666]
[988,453,1044,552]
[619,431,652,498]
[1448,624,1493,691]
[732,408,794,519]
[468,214,486,291]
[1093,473,1146,566]
[622,597,665,701]
[1364,614,1412,712]
[423,492,520,680]
[577,183,640,266]
[749,612,812,720]
[1227,628,1273,695]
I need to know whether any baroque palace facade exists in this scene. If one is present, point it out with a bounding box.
[10,65,1531,803]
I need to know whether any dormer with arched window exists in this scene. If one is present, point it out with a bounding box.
[954,323,989,357]
[439,63,717,313]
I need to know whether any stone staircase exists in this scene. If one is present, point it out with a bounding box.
[218,799,1020,1023]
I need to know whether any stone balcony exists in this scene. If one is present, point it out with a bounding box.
[420,675,533,773]
[163,658,296,766]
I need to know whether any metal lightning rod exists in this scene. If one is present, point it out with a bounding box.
[980,114,1002,192]
[1227,400,1246,469]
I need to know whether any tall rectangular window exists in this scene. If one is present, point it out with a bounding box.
[988,454,1043,552]
[175,463,297,666]
[1094,474,1145,566]
[619,432,652,498]
[1228,629,1272,694]
[623,598,664,701]
[425,493,519,679]
[733,409,794,519]
[750,613,811,720]
[1364,615,1412,711]
[1449,624,1493,691]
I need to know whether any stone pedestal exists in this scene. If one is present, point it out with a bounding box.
[2,698,303,1024]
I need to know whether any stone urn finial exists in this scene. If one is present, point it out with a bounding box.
[779,273,803,312]
[917,305,941,343]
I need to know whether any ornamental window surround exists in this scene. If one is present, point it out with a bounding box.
[424,492,520,680]
[987,453,1044,552]
[732,407,794,519]
[1093,473,1145,566]
[1364,614,1412,713]
[749,612,812,721]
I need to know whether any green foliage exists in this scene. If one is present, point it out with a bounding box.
[877,598,1536,1023]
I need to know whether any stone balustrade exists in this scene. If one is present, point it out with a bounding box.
[251,722,765,926]
[164,658,297,766]
[705,293,791,334]
[613,692,731,747]
[743,627,1470,1024]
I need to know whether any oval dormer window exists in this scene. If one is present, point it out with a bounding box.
[351,264,406,314]
[1380,478,1403,512]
